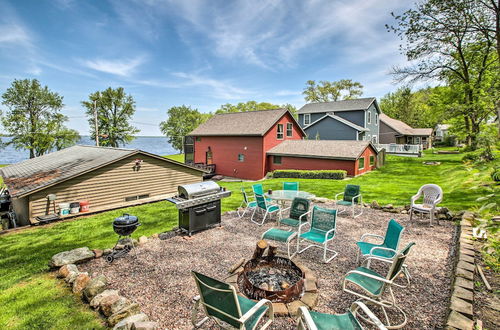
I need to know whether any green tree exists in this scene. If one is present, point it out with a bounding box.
[82,87,139,147]
[388,0,498,148]
[159,105,210,152]
[0,79,79,158]
[215,101,298,118]
[302,79,364,102]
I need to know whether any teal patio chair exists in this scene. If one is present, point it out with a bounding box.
[191,271,274,330]
[297,302,387,330]
[335,184,362,218]
[252,184,273,203]
[279,197,311,229]
[356,219,404,264]
[283,182,299,191]
[342,242,416,329]
[251,194,282,226]
[297,206,338,263]
[238,187,257,218]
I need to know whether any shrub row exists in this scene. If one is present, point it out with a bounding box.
[272,169,347,180]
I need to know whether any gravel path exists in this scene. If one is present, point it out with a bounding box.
[81,204,455,329]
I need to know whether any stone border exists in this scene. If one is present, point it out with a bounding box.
[446,212,476,330]
[225,258,319,317]
[49,236,159,330]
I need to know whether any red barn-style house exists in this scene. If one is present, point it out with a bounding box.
[185,109,379,180]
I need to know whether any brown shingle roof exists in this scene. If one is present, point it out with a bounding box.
[379,114,432,136]
[0,145,204,198]
[189,109,304,136]
[266,140,377,160]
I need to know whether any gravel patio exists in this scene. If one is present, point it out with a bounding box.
[81,203,456,329]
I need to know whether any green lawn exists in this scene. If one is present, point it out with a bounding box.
[0,150,497,328]
[164,153,184,162]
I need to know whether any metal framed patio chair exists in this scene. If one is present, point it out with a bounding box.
[251,194,282,225]
[342,242,416,329]
[356,219,410,285]
[297,205,338,263]
[279,197,311,229]
[335,184,362,218]
[252,184,273,203]
[297,302,387,330]
[356,219,404,264]
[283,182,299,191]
[409,184,443,226]
[191,271,274,330]
[237,187,257,218]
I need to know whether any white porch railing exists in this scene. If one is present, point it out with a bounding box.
[376,144,423,155]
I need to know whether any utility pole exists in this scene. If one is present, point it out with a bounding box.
[93,99,99,146]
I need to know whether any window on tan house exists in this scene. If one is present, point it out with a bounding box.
[277,124,284,139]
[286,123,293,137]
[304,114,311,125]
[358,157,365,170]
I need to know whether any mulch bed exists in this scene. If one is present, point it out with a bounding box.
[81,204,455,329]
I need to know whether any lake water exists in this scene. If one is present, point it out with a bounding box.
[0,136,177,164]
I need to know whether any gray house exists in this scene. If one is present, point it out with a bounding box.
[297,98,381,143]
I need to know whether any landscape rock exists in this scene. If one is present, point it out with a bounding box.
[138,236,148,245]
[151,233,159,239]
[159,232,176,240]
[57,264,78,278]
[83,275,108,301]
[65,271,81,285]
[113,313,150,330]
[72,273,91,293]
[49,247,95,267]
[382,204,394,209]
[370,201,381,209]
[101,295,130,316]
[401,210,408,214]
[90,289,119,308]
[103,248,113,256]
[118,238,137,246]
[312,197,329,203]
[131,321,158,330]
[93,249,104,258]
[108,303,141,327]
[462,211,475,221]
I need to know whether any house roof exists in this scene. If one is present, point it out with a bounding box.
[266,140,377,160]
[298,97,378,114]
[304,114,369,132]
[0,145,204,198]
[189,108,305,137]
[379,114,433,136]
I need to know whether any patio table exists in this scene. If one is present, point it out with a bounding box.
[264,190,316,203]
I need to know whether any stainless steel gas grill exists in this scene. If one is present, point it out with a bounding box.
[166,181,231,236]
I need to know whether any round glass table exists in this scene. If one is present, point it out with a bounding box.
[264,190,316,203]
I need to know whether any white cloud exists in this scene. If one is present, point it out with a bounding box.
[172,72,254,100]
[0,24,32,46]
[81,56,146,76]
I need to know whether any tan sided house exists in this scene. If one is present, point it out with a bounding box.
[0,145,205,226]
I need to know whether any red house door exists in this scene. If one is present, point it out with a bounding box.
[206,150,213,165]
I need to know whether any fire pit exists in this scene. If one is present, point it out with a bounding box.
[238,256,304,303]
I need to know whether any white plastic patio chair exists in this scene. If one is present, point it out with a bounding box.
[409,184,443,226]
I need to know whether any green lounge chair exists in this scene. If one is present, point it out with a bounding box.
[251,194,282,225]
[238,188,257,218]
[356,219,404,264]
[279,197,311,229]
[297,302,387,330]
[342,242,416,329]
[252,184,273,203]
[191,271,274,330]
[283,182,299,191]
[297,205,338,263]
[335,184,362,218]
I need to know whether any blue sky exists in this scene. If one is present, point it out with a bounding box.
[0,0,414,136]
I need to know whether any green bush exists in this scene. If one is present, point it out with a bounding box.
[273,169,347,180]
[462,150,482,163]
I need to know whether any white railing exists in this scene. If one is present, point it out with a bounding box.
[376,144,423,154]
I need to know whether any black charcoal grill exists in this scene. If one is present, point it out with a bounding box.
[107,214,141,263]
[166,181,231,236]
